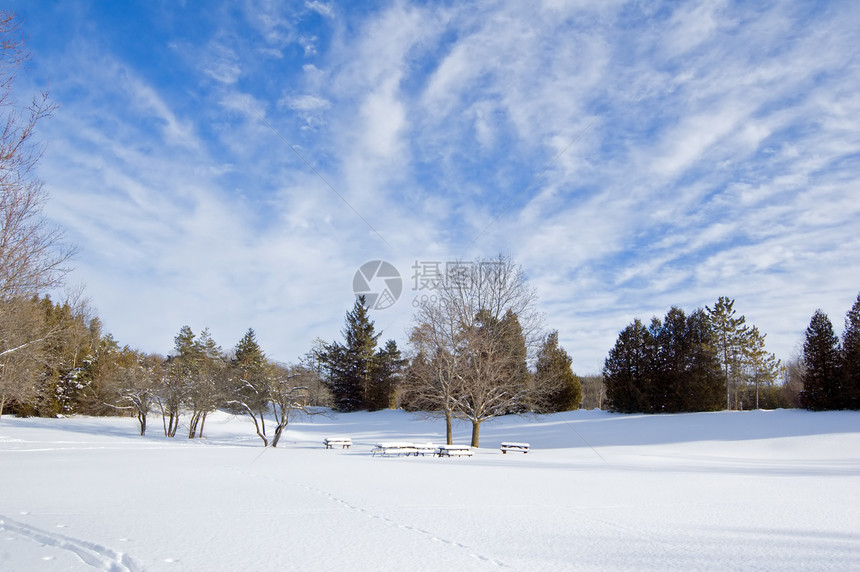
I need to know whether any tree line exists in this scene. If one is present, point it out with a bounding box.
[798,295,860,410]
[603,294,860,414]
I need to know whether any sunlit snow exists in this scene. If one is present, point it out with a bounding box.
[1,409,858,570]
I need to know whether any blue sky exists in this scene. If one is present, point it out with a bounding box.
[9,0,860,372]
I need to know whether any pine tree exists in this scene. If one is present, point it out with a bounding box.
[534,330,582,412]
[707,297,749,410]
[840,293,860,409]
[743,326,782,410]
[800,310,841,410]
[319,297,382,411]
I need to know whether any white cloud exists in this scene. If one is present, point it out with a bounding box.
[21,0,860,373]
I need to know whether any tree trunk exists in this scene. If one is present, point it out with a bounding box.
[271,423,286,447]
[470,419,481,448]
[138,411,146,436]
[188,410,202,438]
[199,412,207,438]
[167,411,180,437]
[445,408,453,445]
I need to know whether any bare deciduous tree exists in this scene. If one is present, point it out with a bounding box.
[269,363,313,448]
[406,255,542,447]
[0,12,72,303]
[114,352,162,436]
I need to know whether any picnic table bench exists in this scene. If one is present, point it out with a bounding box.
[500,442,530,454]
[435,444,473,457]
[324,437,352,449]
[414,443,438,456]
[372,442,420,456]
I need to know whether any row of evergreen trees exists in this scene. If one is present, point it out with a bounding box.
[604,294,860,413]
[603,298,785,413]
[799,294,860,410]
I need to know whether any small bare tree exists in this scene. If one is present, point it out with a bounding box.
[156,360,187,437]
[269,363,313,448]
[114,353,162,436]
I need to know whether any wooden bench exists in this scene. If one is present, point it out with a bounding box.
[324,437,352,449]
[372,442,419,457]
[500,442,529,454]
[435,444,473,457]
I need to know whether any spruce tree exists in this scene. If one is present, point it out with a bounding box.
[841,293,860,409]
[230,328,271,445]
[534,330,582,412]
[371,339,406,410]
[681,308,723,412]
[800,310,841,410]
[319,297,381,411]
[603,319,653,413]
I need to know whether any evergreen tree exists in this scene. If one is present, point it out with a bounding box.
[800,310,841,410]
[743,326,782,410]
[707,297,749,410]
[230,328,271,445]
[534,330,582,412]
[318,297,381,411]
[604,308,721,413]
[841,294,860,409]
[680,308,723,412]
[603,319,653,413]
[371,339,405,410]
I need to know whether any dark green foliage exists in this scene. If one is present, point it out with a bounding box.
[317,296,388,411]
[842,294,860,409]
[370,339,405,410]
[604,308,722,413]
[603,319,653,413]
[534,331,581,412]
[231,328,268,408]
[800,310,842,410]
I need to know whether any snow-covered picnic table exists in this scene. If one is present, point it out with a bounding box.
[500,442,530,454]
[435,444,473,457]
[324,437,352,449]
[371,442,420,456]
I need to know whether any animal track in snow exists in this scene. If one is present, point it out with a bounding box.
[0,514,141,571]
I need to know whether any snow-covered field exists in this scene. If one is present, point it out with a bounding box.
[1,409,858,571]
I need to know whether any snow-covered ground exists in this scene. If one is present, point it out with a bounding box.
[1,408,858,571]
